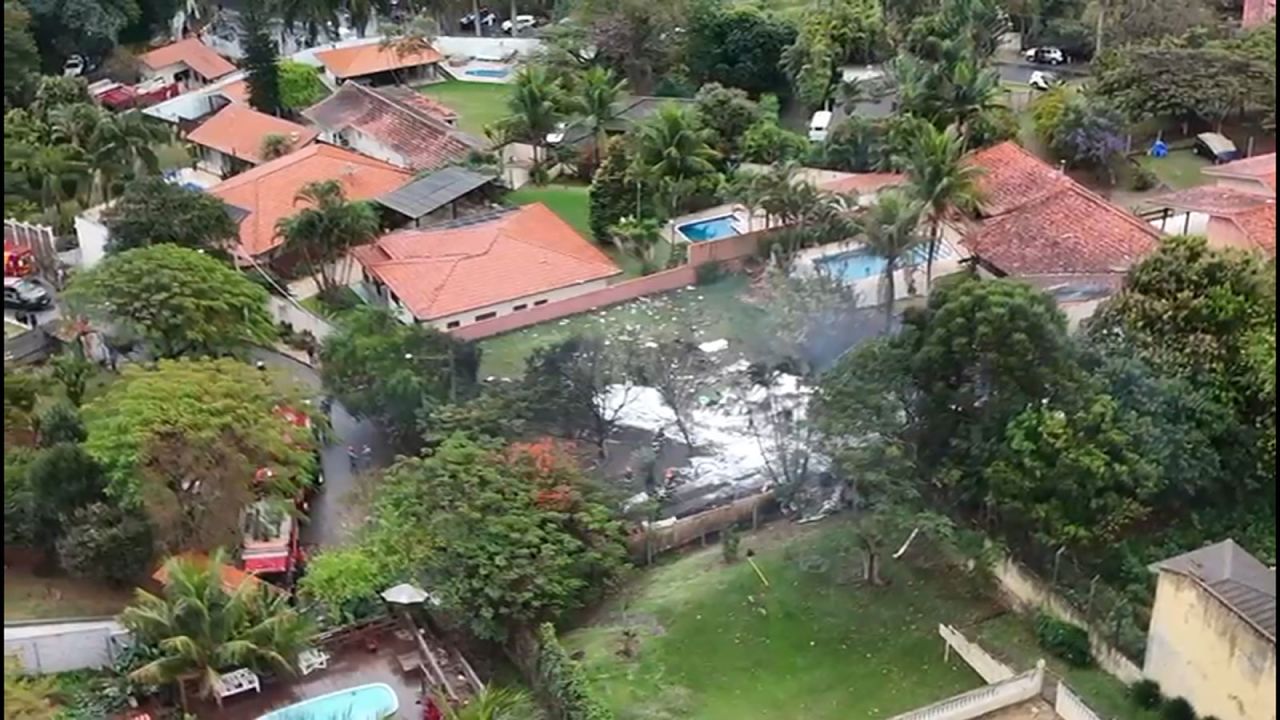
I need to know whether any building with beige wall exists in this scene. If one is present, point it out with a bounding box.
[353,204,621,332]
[1144,540,1276,720]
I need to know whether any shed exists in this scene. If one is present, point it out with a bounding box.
[1196,133,1241,164]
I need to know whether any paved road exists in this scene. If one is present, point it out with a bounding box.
[995,59,1091,85]
[250,349,392,548]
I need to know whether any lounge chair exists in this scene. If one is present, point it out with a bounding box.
[213,668,261,699]
[298,648,331,676]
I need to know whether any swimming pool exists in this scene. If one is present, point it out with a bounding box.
[465,67,511,78]
[677,215,740,242]
[258,683,398,720]
[815,247,930,282]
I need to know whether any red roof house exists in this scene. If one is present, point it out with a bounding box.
[137,38,236,90]
[209,144,412,261]
[314,41,444,86]
[1147,186,1277,256]
[303,83,480,172]
[186,103,319,177]
[353,204,622,330]
[1202,153,1277,196]
[959,142,1162,288]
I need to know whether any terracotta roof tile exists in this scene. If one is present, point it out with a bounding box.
[314,42,442,79]
[218,78,250,104]
[152,552,278,594]
[209,144,411,259]
[186,104,319,164]
[1148,185,1277,255]
[138,38,237,81]
[964,143,1160,278]
[1233,203,1277,255]
[303,83,480,171]
[968,141,1072,216]
[353,204,621,321]
[1203,153,1277,192]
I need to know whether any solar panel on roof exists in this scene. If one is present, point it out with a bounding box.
[375,166,495,219]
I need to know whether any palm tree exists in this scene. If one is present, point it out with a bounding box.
[857,190,926,329]
[499,67,565,180]
[609,215,664,275]
[276,180,381,298]
[85,111,168,204]
[944,60,1001,140]
[730,170,770,232]
[276,0,341,44]
[120,550,316,709]
[441,687,535,720]
[631,104,719,224]
[8,143,91,211]
[49,103,104,149]
[895,123,983,287]
[570,66,627,167]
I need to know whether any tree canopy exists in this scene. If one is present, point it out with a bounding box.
[64,244,275,358]
[685,6,796,96]
[103,178,239,253]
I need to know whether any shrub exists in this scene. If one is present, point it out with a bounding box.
[1034,613,1092,667]
[695,260,728,285]
[1131,163,1159,191]
[1162,697,1197,720]
[57,502,154,585]
[722,525,742,564]
[1130,679,1163,709]
[536,623,614,720]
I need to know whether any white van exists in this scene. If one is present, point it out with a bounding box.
[808,110,833,142]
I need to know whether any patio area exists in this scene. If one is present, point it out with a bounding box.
[196,630,427,719]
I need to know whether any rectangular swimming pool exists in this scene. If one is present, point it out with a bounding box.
[677,215,740,242]
[465,68,511,78]
[257,682,398,720]
[815,247,929,282]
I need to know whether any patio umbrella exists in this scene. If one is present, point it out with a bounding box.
[380,583,431,605]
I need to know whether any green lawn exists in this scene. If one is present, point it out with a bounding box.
[420,80,511,136]
[477,273,758,379]
[562,520,999,720]
[971,614,1156,720]
[505,182,674,277]
[1136,150,1212,190]
[300,287,365,319]
[4,568,134,621]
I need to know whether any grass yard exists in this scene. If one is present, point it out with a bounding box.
[971,613,1156,720]
[562,519,998,720]
[300,287,365,320]
[505,182,674,277]
[477,273,759,379]
[4,567,134,621]
[420,80,511,136]
[1136,150,1212,190]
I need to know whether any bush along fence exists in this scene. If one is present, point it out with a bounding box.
[534,623,614,720]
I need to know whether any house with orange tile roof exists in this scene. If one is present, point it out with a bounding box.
[1202,153,1277,196]
[314,39,444,87]
[208,144,412,263]
[303,83,481,172]
[353,204,622,330]
[186,103,320,178]
[952,142,1162,325]
[137,38,237,91]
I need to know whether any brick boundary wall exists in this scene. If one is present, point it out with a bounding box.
[451,229,774,341]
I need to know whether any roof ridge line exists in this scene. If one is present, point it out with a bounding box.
[499,205,618,268]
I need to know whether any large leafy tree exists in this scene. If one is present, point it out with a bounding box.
[1049,95,1127,180]
[693,83,763,161]
[64,244,274,358]
[26,0,139,62]
[22,442,107,551]
[4,1,39,106]
[104,177,238,252]
[82,358,314,501]
[855,189,925,329]
[241,1,281,116]
[57,501,155,585]
[684,6,796,96]
[588,137,641,242]
[277,60,329,110]
[121,550,317,708]
[896,123,983,285]
[275,180,380,298]
[1093,44,1274,125]
[523,335,634,455]
[580,0,682,94]
[782,0,890,108]
[319,308,480,450]
[374,436,627,646]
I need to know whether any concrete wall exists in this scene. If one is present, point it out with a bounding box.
[434,35,543,61]
[1056,683,1103,720]
[4,620,132,675]
[427,278,614,332]
[939,624,1016,683]
[687,230,766,266]
[323,127,410,170]
[1144,572,1277,720]
[888,663,1046,720]
[451,266,698,340]
[991,557,1144,684]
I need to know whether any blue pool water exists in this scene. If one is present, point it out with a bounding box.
[816,247,930,282]
[258,683,398,720]
[678,215,740,242]
[465,68,511,78]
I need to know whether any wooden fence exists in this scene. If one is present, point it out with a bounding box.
[628,491,776,562]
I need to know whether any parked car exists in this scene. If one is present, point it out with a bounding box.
[1023,47,1067,65]
[502,14,538,34]
[3,277,52,311]
[1028,71,1059,91]
[62,54,86,77]
[808,110,833,143]
[1194,132,1241,164]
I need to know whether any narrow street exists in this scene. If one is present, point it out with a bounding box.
[250,349,392,548]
